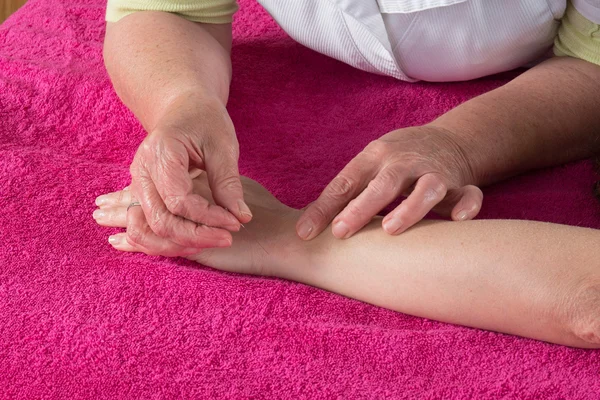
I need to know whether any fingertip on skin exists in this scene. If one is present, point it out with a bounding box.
[450,185,483,222]
[223,205,249,227]
[216,238,233,248]
[296,219,315,240]
[382,214,408,235]
[228,223,242,233]
[452,202,480,221]
[452,207,478,221]
[194,224,234,248]
[332,220,351,239]
[452,199,482,221]
[454,210,470,221]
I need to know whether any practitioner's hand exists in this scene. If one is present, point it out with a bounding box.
[296,125,483,240]
[99,95,253,251]
[93,172,301,276]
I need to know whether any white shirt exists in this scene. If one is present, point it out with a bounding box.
[257,0,598,82]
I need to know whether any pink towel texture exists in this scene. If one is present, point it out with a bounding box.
[1,0,599,398]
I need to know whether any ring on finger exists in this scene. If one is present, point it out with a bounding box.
[127,201,142,212]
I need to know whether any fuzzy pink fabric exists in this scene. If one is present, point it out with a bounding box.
[1,0,599,398]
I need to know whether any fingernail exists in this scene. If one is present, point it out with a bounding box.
[297,221,313,240]
[95,195,108,206]
[217,238,232,248]
[93,210,106,220]
[108,235,121,245]
[332,220,349,239]
[383,217,403,234]
[456,210,469,221]
[237,200,253,218]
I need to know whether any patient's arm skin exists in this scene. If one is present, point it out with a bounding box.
[94,175,600,349]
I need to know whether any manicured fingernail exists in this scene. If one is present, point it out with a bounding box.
[297,221,313,240]
[108,235,121,245]
[383,217,403,234]
[93,210,106,220]
[237,200,253,218]
[95,195,108,206]
[332,220,349,239]
[456,210,469,221]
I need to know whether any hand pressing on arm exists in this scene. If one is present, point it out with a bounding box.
[93,173,600,349]
[296,125,483,240]
[298,56,600,240]
[101,11,251,253]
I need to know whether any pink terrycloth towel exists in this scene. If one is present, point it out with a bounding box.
[1,0,599,398]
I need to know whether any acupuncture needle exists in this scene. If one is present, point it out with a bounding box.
[225,207,269,255]
[240,223,269,255]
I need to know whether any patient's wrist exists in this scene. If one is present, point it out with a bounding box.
[269,221,333,285]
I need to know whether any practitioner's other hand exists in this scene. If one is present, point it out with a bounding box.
[296,125,483,240]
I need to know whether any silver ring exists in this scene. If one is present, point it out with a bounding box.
[127,201,141,211]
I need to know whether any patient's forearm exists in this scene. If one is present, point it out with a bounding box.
[277,219,600,348]
[103,12,232,131]
[431,57,600,186]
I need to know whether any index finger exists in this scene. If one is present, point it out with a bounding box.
[131,170,234,249]
[296,154,378,240]
[138,136,240,230]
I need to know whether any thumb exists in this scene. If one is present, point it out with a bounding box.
[450,185,483,221]
[432,185,483,220]
[204,143,252,224]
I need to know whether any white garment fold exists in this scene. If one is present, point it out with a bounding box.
[258,0,570,82]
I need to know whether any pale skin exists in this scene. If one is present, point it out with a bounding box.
[93,172,600,349]
[102,12,600,253]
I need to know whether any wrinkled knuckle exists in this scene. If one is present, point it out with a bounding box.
[218,175,243,193]
[328,175,356,199]
[140,134,160,154]
[149,213,168,238]
[376,168,404,193]
[365,140,389,158]
[141,140,153,153]
[423,179,447,202]
[569,278,600,345]
[346,201,363,219]
[127,228,146,246]
[193,224,210,239]
[117,189,128,204]
[367,179,387,196]
[308,203,330,224]
[164,194,186,216]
